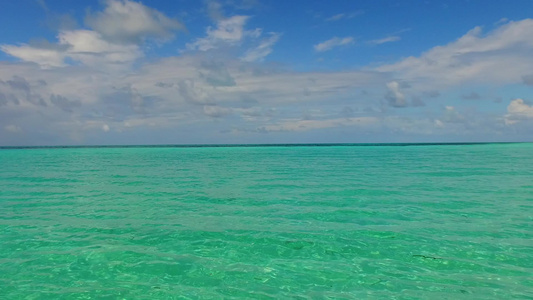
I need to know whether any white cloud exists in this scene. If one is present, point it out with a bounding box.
[178,79,215,105]
[186,14,279,62]
[505,98,533,124]
[385,81,406,107]
[314,37,354,52]
[2,0,533,145]
[186,15,260,51]
[1,0,182,69]
[0,51,388,144]
[442,106,465,123]
[1,45,66,68]
[241,33,281,62]
[120,56,385,112]
[1,30,142,68]
[0,52,520,144]
[85,0,184,44]
[378,19,533,90]
[59,30,142,65]
[368,36,401,45]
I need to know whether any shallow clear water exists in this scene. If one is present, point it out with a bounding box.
[0,144,532,299]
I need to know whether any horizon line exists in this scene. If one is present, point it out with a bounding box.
[0,141,530,150]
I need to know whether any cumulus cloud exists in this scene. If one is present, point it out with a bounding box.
[0,75,47,106]
[1,0,181,68]
[2,1,533,145]
[85,0,184,44]
[130,56,385,110]
[0,52,520,145]
[508,99,533,116]
[2,30,142,68]
[185,11,280,61]
[314,37,354,52]
[384,81,407,107]
[1,44,66,68]
[378,19,533,90]
[60,30,142,64]
[5,76,31,92]
[432,106,469,132]
[442,106,465,123]
[505,98,533,124]
[367,36,401,45]
[0,53,381,136]
[178,79,215,105]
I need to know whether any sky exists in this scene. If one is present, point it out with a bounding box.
[1,0,533,146]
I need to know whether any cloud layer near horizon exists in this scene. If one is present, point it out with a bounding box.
[1,0,533,145]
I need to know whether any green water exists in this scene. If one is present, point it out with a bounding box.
[0,144,532,299]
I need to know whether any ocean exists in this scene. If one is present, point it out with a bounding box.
[0,143,532,299]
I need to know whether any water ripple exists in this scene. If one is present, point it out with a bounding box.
[1,144,532,299]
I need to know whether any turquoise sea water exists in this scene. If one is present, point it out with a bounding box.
[0,144,532,299]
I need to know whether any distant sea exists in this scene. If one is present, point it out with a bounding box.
[1,143,531,299]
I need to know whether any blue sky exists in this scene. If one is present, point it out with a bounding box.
[1,0,533,146]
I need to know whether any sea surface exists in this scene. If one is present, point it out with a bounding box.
[0,143,532,299]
